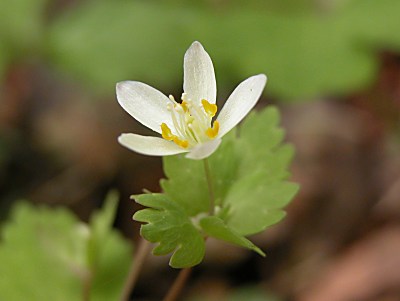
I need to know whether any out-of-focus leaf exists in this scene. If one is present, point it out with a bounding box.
[0,42,9,80]
[0,0,49,57]
[88,191,132,301]
[133,193,205,268]
[47,1,383,100]
[0,197,132,301]
[219,11,376,100]
[0,203,87,301]
[47,1,189,95]
[87,190,119,267]
[340,0,400,51]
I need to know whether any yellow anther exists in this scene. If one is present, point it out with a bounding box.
[173,137,189,148]
[201,99,217,117]
[181,101,189,112]
[206,120,220,139]
[162,123,188,148]
[161,123,174,140]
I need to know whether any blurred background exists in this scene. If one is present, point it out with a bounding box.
[1,0,400,300]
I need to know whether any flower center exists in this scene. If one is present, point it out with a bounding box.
[161,94,220,148]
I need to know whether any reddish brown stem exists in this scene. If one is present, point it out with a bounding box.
[162,268,192,301]
[120,237,152,301]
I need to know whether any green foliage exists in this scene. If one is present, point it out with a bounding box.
[340,0,400,51]
[199,216,265,256]
[134,107,298,268]
[0,0,49,57]
[87,191,133,301]
[134,193,205,268]
[0,193,132,301]
[161,156,209,216]
[45,0,400,100]
[0,0,50,79]
[0,43,9,81]
[1,0,400,99]
[47,1,187,96]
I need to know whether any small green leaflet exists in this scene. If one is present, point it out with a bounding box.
[133,106,299,268]
[0,192,132,301]
[133,193,205,268]
[199,216,265,256]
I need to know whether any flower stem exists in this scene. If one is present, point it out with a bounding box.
[120,237,152,301]
[203,158,215,215]
[82,272,92,301]
[162,268,192,301]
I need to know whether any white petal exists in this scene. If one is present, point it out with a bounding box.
[118,133,188,156]
[116,81,173,134]
[217,74,267,137]
[183,41,217,104]
[185,138,222,160]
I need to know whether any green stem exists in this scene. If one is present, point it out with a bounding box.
[203,158,215,215]
[82,272,92,301]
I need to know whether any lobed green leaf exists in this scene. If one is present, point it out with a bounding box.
[134,193,205,268]
[200,216,265,256]
[135,107,298,267]
[0,196,132,301]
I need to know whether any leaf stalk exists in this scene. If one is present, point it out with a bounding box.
[203,158,215,215]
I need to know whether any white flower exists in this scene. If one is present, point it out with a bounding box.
[116,41,267,160]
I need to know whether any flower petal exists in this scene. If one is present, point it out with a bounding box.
[183,41,217,104]
[116,81,173,134]
[118,133,188,156]
[217,74,267,137]
[185,138,222,160]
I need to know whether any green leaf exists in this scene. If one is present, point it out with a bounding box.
[0,0,49,57]
[133,193,205,268]
[207,132,239,203]
[0,42,9,81]
[200,216,265,256]
[224,174,298,236]
[237,108,292,179]
[46,1,379,100]
[161,157,209,216]
[140,107,298,266]
[224,108,300,236]
[0,202,88,301]
[47,1,188,95]
[341,0,400,51]
[0,198,132,301]
[88,192,133,301]
[161,131,238,216]
[87,190,119,267]
[162,107,298,236]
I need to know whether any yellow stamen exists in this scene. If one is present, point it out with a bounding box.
[206,120,220,139]
[161,123,174,140]
[201,99,217,117]
[181,101,189,112]
[173,137,189,148]
[161,123,189,148]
